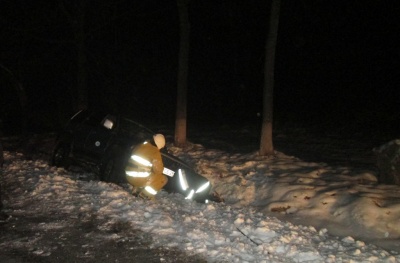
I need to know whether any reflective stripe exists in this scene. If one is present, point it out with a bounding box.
[185,189,195,200]
[196,181,210,193]
[178,169,189,191]
[131,155,152,167]
[163,167,175,177]
[144,186,157,195]
[126,171,151,178]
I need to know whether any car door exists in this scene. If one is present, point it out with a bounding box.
[82,113,116,161]
[71,110,96,156]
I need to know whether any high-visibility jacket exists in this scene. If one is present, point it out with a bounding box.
[125,141,167,198]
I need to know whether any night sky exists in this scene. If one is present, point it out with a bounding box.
[1,1,399,135]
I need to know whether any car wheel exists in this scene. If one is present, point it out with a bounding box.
[101,158,114,182]
[51,144,71,169]
[101,157,124,183]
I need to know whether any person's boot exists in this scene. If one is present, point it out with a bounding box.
[138,191,155,201]
[132,187,144,197]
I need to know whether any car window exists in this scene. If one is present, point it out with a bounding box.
[119,118,153,139]
[69,109,89,124]
[85,112,109,127]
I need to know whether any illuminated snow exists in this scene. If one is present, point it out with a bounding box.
[1,136,400,262]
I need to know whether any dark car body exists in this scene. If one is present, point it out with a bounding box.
[51,109,216,202]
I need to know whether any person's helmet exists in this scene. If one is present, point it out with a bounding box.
[153,134,165,149]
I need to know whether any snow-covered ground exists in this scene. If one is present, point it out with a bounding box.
[1,127,400,262]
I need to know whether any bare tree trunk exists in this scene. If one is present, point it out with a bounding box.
[0,137,3,168]
[174,0,190,147]
[259,0,281,156]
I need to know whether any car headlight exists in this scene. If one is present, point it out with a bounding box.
[185,181,211,200]
[185,189,195,200]
[178,169,189,191]
[196,181,210,193]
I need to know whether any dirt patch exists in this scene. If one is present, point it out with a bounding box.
[0,213,207,263]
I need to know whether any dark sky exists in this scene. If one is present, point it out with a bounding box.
[1,0,399,135]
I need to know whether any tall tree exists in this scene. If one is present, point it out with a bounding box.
[174,0,190,147]
[259,0,281,156]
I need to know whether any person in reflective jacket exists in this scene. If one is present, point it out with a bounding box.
[125,134,167,200]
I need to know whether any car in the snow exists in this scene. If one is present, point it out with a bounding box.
[51,109,218,203]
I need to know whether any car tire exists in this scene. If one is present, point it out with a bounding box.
[100,156,125,183]
[51,144,71,169]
